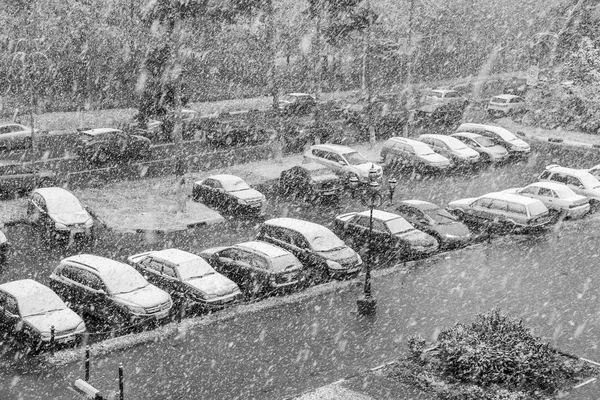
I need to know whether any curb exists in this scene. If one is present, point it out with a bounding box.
[519,130,599,150]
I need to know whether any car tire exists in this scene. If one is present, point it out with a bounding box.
[480,153,491,163]
[224,135,234,147]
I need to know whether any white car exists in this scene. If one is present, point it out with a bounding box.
[417,134,480,166]
[424,89,468,108]
[587,164,600,180]
[456,123,530,158]
[0,122,41,150]
[502,181,590,219]
[488,94,526,116]
[450,132,509,163]
[539,165,600,209]
[303,144,382,183]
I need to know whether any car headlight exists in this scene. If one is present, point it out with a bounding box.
[129,305,146,314]
[55,222,67,230]
[356,254,363,265]
[76,321,87,332]
[325,260,343,270]
[85,218,94,228]
[238,198,248,205]
[41,331,52,341]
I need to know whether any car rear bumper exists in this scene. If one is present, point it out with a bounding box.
[566,204,591,219]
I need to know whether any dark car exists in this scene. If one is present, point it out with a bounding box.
[199,241,305,296]
[129,109,200,142]
[257,218,362,283]
[334,209,439,259]
[0,161,55,196]
[192,174,266,215]
[279,163,342,201]
[127,248,242,312]
[75,128,151,165]
[49,254,173,325]
[0,279,86,351]
[198,115,272,148]
[392,200,472,249]
[278,93,317,116]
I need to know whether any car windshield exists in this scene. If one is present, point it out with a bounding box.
[309,232,346,252]
[343,151,368,165]
[45,194,84,214]
[473,136,496,148]
[386,217,415,234]
[412,142,436,156]
[281,95,298,103]
[424,208,457,224]
[270,254,299,271]
[428,91,443,98]
[444,139,468,151]
[580,174,600,190]
[221,177,251,192]
[492,128,518,141]
[19,291,66,317]
[104,267,149,294]
[177,258,216,281]
[492,97,508,103]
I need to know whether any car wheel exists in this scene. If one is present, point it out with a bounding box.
[224,135,234,147]
[590,199,600,213]
[479,152,491,163]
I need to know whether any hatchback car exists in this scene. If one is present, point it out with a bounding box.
[0,228,9,263]
[257,218,362,283]
[193,174,266,215]
[0,161,56,195]
[303,144,383,183]
[380,137,452,172]
[75,128,151,165]
[49,254,173,325]
[424,89,468,108]
[27,187,94,240]
[450,132,509,163]
[0,122,41,150]
[393,200,472,249]
[199,241,305,295]
[447,192,554,234]
[456,123,530,158]
[128,249,241,311]
[334,210,439,259]
[502,182,589,219]
[538,165,600,209]
[279,163,342,201]
[417,134,480,167]
[0,279,86,350]
[488,94,526,117]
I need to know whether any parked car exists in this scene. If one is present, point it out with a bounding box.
[75,128,151,165]
[455,123,530,158]
[0,279,86,350]
[130,109,200,142]
[392,200,472,249]
[192,174,266,215]
[49,254,173,324]
[380,137,452,172]
[0,161,56,195]
[303,144,383,183]
[26,187,94,240]
[0,122,41,150]
[417,134,480,167]
[447,192,554,234]
[257,218,362,283]
[279,163,342,201]
[127,249,241,312]
[334,209,439,259]
[450,132,509,163]
[424,89,469,108]
[586,164,600,180]
[501,182,590,219]
[538,165,600,209]
[199,116,272,147]
[487,94,526,117]
[0,228,9,263]
[199,241,305,295]
[278,93,317,115]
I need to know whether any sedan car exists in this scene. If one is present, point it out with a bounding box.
[334,210,439,259]
[192,174,266,215]
[502,182,590,219]
[0,161,56,196]
[26,187,94,240]
[380,137,452,172]
[447,192,554,234]
[75,128,151,165]
[587,164,600,180]
[0,279,86,351]
[393,200,472,249]
[539,165,600,208]
[49,254,173,325]
[488,94,526,117]
[199,241,305,296]
[0,122,41,150]
[456,123,530,158]
[279,163,342,201]
[128,248,242,312]
[303,144,383,183]
[450,132,509,163]
[417,134,480,167]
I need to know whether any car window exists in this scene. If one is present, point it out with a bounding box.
[537,187,553,197]
[290,232,309,249]
[474,198,493,208]
[445,92,458,98]
[566,176,584,189]
[507,202,527,215]
[62,266,104,291]
[490,199,508,211]
[520,187,538,195]
[4,295,19,315]
[355,215,370,228]
[86,273,106,292]
[219,248,240,260]
[539,171,551,180]
[313,149,326,159]
[372,219,388,233]
[250,255,269,270]
[162,264,177,278]
[549,173,567,184]
[147,259,163,273]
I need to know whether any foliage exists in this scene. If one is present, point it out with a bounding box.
[562,37,600,83]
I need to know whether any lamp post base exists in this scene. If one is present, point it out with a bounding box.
[357,296,377,315]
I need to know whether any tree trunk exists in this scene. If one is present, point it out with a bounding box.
[170,20,186,213]
[266,0,283,163]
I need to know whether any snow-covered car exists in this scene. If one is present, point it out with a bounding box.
[303,144,383,183]
[424,89,468,108]
[278,93,317,115]
[380,137,452,172]
[0,122,42,150]
[487,94,526,117]
[447,192,554,234]
[49,254,173,325]
[456,123,530,158]
[538,165,600,209]
[26,187,94,240]
[450,132,509,163]
[334,209,439,259]
[393,200,472,249]
[192,174,266,215]
[417,134,480,167]
[257,218,362,283]
[0,228,9,263]
[199,241,305,295]
[279,163,342,201]
[128,248,242,311]
[586,164,600,180]
[502,181,590,219]
[75,128,151,165]
[0,279,86,350]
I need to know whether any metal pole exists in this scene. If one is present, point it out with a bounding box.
[85,346,90,381]
[50,325,55,356]
[364,198,374,299]
[119,364,124,400]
